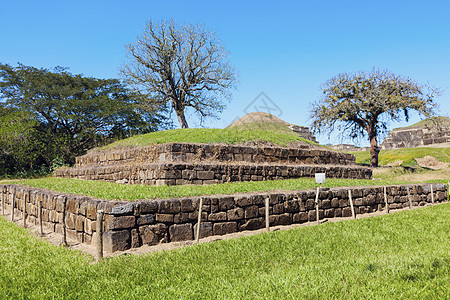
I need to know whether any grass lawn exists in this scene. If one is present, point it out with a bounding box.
[0,202,448,299]
[98,127,318,150]
[350,147,450,167]
[1,176,430,201]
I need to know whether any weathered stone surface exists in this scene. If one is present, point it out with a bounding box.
[104,215,136,230]
[139,201,158,214]
[140,224,167,245]
[111,203,134,215]
[169,224,193,242]
[240,218,264,231]
[137,214,155,226]
[227,207,244,220]
[213,222,238,235]
[158,199,181,214]
[103,230,131,252]
[208,212,227,221]
[156,214,174,223]
[293,212,308,223]
[193,222,213,239]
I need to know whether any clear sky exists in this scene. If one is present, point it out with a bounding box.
[1,0,449,146]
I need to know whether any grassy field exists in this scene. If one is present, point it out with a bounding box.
[99,128,318,150]
[2,176,427,201]
[0,202,448,299]
[351,147,450,167]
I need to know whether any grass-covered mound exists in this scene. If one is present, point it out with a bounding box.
[100,127,317,150]
[0,202,448,298]
[400,116,450,129]
[351,147,450,167]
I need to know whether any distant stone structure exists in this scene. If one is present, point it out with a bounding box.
[329,144,358,151]
[288,125,317,142]
[381,119,450,150]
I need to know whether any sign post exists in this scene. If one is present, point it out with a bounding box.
[314,173,326,225]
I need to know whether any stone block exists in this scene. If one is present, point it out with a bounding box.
[180,198,195,212]
[240,217,264,231]
[308,210,316,222]
[139,201,158,214]
[293,212,308,223]
[208,212,227,221]
[137,214,155,226]
[197,171,215,180]
[104,215,136,230]
[131,228,141,248]
[111,202,134,215]
[193,222,213,239]
[169,224,193,242]
[269,213,291,226]
[219,197,235,211]
[86,200,99,220]
[227,207,244,220]
[244,205,259,219]
[140,224,167,245]
[342,207,353,217]
[75,215,85,232]
[158,199,181,214]
[156,213,174,223]
[236,196,252,207]
[213,222,238,235]
[103,230,131,252]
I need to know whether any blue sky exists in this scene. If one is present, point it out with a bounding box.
[1,0,449,146]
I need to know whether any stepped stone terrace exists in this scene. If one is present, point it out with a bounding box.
[55,143,372,185]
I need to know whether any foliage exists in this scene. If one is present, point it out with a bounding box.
[310,69,440,167]
[98,127,318,150]
[121,19,237,128]
[0,202,448,298]
[0,63,167,176]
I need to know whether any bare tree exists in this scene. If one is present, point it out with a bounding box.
[310,69,440,167]
[121,19,237,128]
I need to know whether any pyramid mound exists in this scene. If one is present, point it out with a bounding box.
[228,112,316,142]
[382,116,450,150]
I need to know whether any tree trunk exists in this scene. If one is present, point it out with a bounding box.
[369,131,380,168]
[176,110,189,128]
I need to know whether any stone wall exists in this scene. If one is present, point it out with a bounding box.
[55,143,372,184]
[1,183,447,253]
[73,143,354,167]
[381,127,450,150]
[55,163,373,186]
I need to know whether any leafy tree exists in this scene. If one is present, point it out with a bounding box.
[0,63,166,170]
[310,69,440,167]
[121,19,237,128]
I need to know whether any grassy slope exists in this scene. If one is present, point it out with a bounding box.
[399,116,450,129]
[3,176,422,201]
[100,128,317,150]
[0,203,449,299]
[350,147,450,167]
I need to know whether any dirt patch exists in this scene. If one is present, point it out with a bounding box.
[415,156,448,170]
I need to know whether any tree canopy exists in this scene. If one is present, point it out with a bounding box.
[310,69,440,167]
[0,63,166,176]
[121,19,237,128]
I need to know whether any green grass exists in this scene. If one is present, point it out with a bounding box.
[351,147,450,167]
[99,128,318,150]
[0,202,449,299]
[398,116,450,129]
[3,176,419,201]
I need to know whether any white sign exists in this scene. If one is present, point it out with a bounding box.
[315,173,326,184]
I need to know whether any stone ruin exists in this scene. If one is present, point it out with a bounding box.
[55,142,372,185]
[381,118,450,150]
